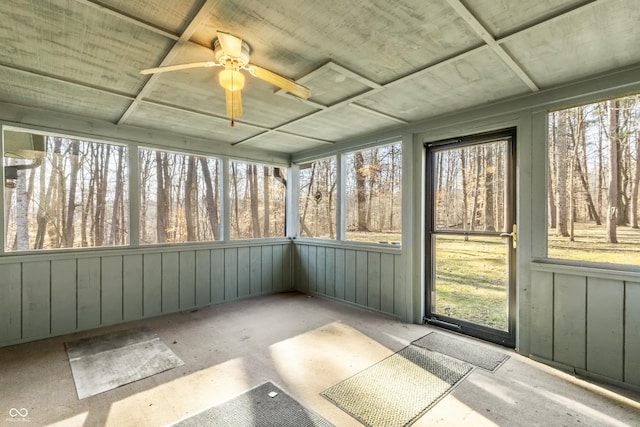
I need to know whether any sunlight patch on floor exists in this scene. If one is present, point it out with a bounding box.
[104,357,249,427]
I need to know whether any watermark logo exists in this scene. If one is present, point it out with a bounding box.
[7,408,30,423]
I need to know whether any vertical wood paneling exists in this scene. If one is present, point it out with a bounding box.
[22,261,51,340]
[293,245,303,291]
[530,270,554,360]
[179,251,196,309]
[224,248,238,300]
[335,248,345,299]
[282,243,292,290]
[162,252,179,312]
[51,259,77,334]
[367,252,381,310]
[272,245,283,291]
[123,254,143,321]
[344,250,356,303]
[586,278,624,381]
[195,250,211,307]
[143,253,162,317]
[355,251,368,306]
[308,246,317,292]
[380,253,394,314]
[625,281,640,385]
[0,263,21,343]
[102,256,123,325]
[394,255,404,317]
[298,245,309,292]
[554,274,586,369]
[316,247,326,294]
[237,247,251,297]
[211,249,225,303]
[261,245,273,293]
[77,257,101,329]
[325,248,335,297]
[250,246,262,295]
[1,242,293,348]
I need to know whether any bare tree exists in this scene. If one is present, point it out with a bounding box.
[200,157,220,239]
[263,166,271,237]
[354,151,368,231]
[607,100,619,243]
[632,131,640,228]
[248,164,260,237]
[185,156,197,241]
[554,111,570,237]
[483,145,495,231]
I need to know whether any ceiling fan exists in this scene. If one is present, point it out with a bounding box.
[141,32,311,126]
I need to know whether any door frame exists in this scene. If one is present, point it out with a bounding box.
[424,128,517,347]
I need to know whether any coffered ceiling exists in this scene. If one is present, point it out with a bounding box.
[0,0,638,155]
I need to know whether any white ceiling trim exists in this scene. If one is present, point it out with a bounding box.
[497,0,600,41]
[444,0,539,92]
[234,129,335,147]
[348,104,409,124]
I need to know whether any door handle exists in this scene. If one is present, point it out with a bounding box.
[500,224,517,248]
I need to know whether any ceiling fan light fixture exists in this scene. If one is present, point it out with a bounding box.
[219,69,245,91]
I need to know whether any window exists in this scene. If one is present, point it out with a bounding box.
[229,161,286,239]
[299,157,336,238]
[139,148,220,244]
[3,129,128,250]
[345,142,402,243]
[547,93,640,266]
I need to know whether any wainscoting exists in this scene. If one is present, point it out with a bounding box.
[530,263,640,388]
[0,240,292,347]
[293,240,404,317]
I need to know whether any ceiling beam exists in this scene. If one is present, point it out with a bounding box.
[116,0,218,125]
[75,0,179,40]
[234,129,335,147]
[444,0,539,92]
[0,63,136,100]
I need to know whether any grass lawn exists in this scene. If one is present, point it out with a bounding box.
[345,224,640,331]
[433,235,509,330]
[548,224,640,265]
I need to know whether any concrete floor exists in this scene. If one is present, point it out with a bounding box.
[1,292,639,427]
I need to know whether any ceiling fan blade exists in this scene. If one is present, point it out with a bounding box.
[217,31,244,58]
[140,61,217,75]
[225,89,243,119]
[247,65,310,99]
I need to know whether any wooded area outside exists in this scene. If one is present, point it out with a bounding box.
[345,142,402,243]
[139,148,220,244]
[297,141,403,243]
[4,132,128,251]
[3,130,289,251]
[547,93,640,266]
[229,161,286,239]
[299,157,336,239]
[433,140,508,233]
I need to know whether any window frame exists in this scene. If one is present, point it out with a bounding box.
[295,138,403,247]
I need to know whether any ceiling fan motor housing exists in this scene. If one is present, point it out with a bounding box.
[213,38,251,67]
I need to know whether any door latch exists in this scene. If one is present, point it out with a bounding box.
[500,224,517,248]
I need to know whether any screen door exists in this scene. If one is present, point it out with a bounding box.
[425,129,516,347]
